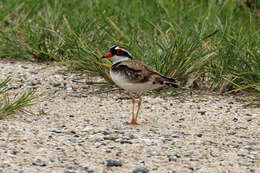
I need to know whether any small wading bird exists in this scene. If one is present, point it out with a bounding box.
[102,45,178,125]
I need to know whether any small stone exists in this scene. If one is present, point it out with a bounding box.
[198,111,206,115]
[82,126,91,132]
[197,134,203,137]
[21,65,29,69]
[102,131,111,135]
[106,160,122,167]
[32,158,47,167]
[67,166,76,170]
[227,132,236,135]
[248,142,260,146]
[51,82,61,87]
[190,157,199,161]
[51,130,62,134]
[120,140,133,144]
[189,167,195,171]
[175,154,181,158]
[70,130,76,134]
[133,167,149,173]
[81,166,89,172]
[114,130,125,135]
[163,106,169,110]
[65,85,73,91]
[179,99,185,103]
[244,146,253,151]
[129,135,135,139]
[12,150,18,155]
[104,136,118,141]
[168,155,177,162]
[29,80,41,86]
[233,117,238,122]
[9,85,21,90]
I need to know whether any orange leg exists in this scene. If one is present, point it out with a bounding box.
[135,96,142,122]
[127,95,139,125]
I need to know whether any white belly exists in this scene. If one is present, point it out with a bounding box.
[110,70,161,94]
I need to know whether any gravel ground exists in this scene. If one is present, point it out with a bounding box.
[0,60,259,173]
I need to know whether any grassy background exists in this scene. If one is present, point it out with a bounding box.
[0,0,259,100]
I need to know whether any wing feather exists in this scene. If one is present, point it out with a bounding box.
[111,60,151,83]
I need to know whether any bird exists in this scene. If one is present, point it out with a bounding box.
[101,45,178,125]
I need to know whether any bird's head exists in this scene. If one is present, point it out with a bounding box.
[101,45,132,63]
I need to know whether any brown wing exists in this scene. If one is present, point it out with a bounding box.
[126,61,177,83]
[111,60,154,83]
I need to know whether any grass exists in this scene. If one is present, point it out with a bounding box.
[0,77,38,119]
[0,0,259,104]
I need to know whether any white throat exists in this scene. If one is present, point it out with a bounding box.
[111,55,131,64]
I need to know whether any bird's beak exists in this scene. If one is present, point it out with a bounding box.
[101,52,113,58]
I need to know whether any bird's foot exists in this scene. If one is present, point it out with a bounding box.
[126,119,139,125]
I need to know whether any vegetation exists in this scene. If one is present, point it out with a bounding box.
[0,0,259,103]
[0,78,38,119]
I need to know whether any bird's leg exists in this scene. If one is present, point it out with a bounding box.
[135,96,142,122]
[131,95,135,122]
[127,94,139,125]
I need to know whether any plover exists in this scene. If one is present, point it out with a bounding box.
[102,45,178,125]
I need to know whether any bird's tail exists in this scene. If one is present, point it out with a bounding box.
[161,76,179,88]
[155,74,179,88]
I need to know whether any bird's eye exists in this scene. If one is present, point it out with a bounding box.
[116,50,123,55]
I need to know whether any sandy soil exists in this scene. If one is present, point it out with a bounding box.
[0,60,259,173]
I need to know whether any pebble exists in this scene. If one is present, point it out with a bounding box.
[120,140,133,144]
[168,155,177,162]
[198,111,206,115]
[50,81,61,87]
[133,167,149,173]
[106,160,122,167]
[29,80,41,86]
[196,133,203,137]
[233,117,238,122]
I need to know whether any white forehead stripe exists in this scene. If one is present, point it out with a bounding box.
[111,45,117,49]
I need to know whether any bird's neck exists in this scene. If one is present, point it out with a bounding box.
[112,55,131,64]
